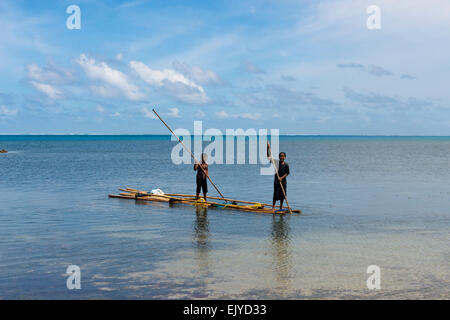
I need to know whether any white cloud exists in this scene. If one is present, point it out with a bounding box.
[90,85,119,99]
[281,74,296,82]
[216,110,261,120]
[130,61,204,92]
[240,60,266,74]
[172,61,223,85]
[153,33,240,67]
[366,65,393,77]
[142,107,156,119]
[26,62,74,100]
[96,105,105,113]
[76,54,143,101]
[130,60,210,104]
[400,74,416,80]
[115,0,147,9]
[0,105,17,116]
[163,82,211,104]
[0,4,62,71]
[337,63,364,69]
[26,63,74,84]
[196,109,206,119]
[116,53,123,61]
[216,110,229,118]
[110,112,121,117]
[295,0,450,42]
[238,113,261,120]
[30,81,63,100]
[143,106,179,119]
[166,107,180,118]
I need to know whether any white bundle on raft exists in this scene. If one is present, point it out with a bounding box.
[150,188,165,195]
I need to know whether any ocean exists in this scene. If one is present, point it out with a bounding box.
[0,135,448,299]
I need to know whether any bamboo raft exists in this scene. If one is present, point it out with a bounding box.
[109,187,301,214]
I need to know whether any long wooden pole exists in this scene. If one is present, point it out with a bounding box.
[124,188,273,207]
[165,194,273,207]
[152,108,228,202]
[267,141,292,214]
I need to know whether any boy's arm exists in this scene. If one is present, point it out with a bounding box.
[279,164,290,180]
[194,159,200,170]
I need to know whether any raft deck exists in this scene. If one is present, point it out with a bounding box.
[109,187,301,214]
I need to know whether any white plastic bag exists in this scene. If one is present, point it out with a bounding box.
[150,188,165,195]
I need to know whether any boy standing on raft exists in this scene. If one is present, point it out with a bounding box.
[267,145,290,211]
[194,153,208,201]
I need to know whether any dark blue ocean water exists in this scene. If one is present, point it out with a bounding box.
[0,135,448,299]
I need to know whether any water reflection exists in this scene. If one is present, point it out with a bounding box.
[131,198,166,210]
[269,214,294,295]
[193,206,211,278]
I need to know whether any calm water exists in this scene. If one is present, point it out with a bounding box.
[0,135,448,299]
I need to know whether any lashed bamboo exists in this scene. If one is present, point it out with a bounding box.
[109,193,301,214]
[123,188,273,207]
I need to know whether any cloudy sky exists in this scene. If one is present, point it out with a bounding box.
[0,0,449,134]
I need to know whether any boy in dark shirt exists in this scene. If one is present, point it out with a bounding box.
[268,150,290,211]
[194,153,208,201]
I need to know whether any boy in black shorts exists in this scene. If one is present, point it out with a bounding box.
[194,153,208,201]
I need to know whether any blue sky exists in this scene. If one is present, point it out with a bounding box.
[0,0,449,134]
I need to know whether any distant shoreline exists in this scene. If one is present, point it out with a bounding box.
[0,134,449,137]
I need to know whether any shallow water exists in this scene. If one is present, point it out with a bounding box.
[0,136,448,299]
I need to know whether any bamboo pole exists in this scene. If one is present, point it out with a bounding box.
[110,193,301,213]
[123,188,273,207]
[152,108,228,202]
[267,141,292,214]
[165,194,273,207]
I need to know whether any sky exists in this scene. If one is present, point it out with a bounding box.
[0,0,449,135]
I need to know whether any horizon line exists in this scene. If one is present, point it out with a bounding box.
[1,133,450,137]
